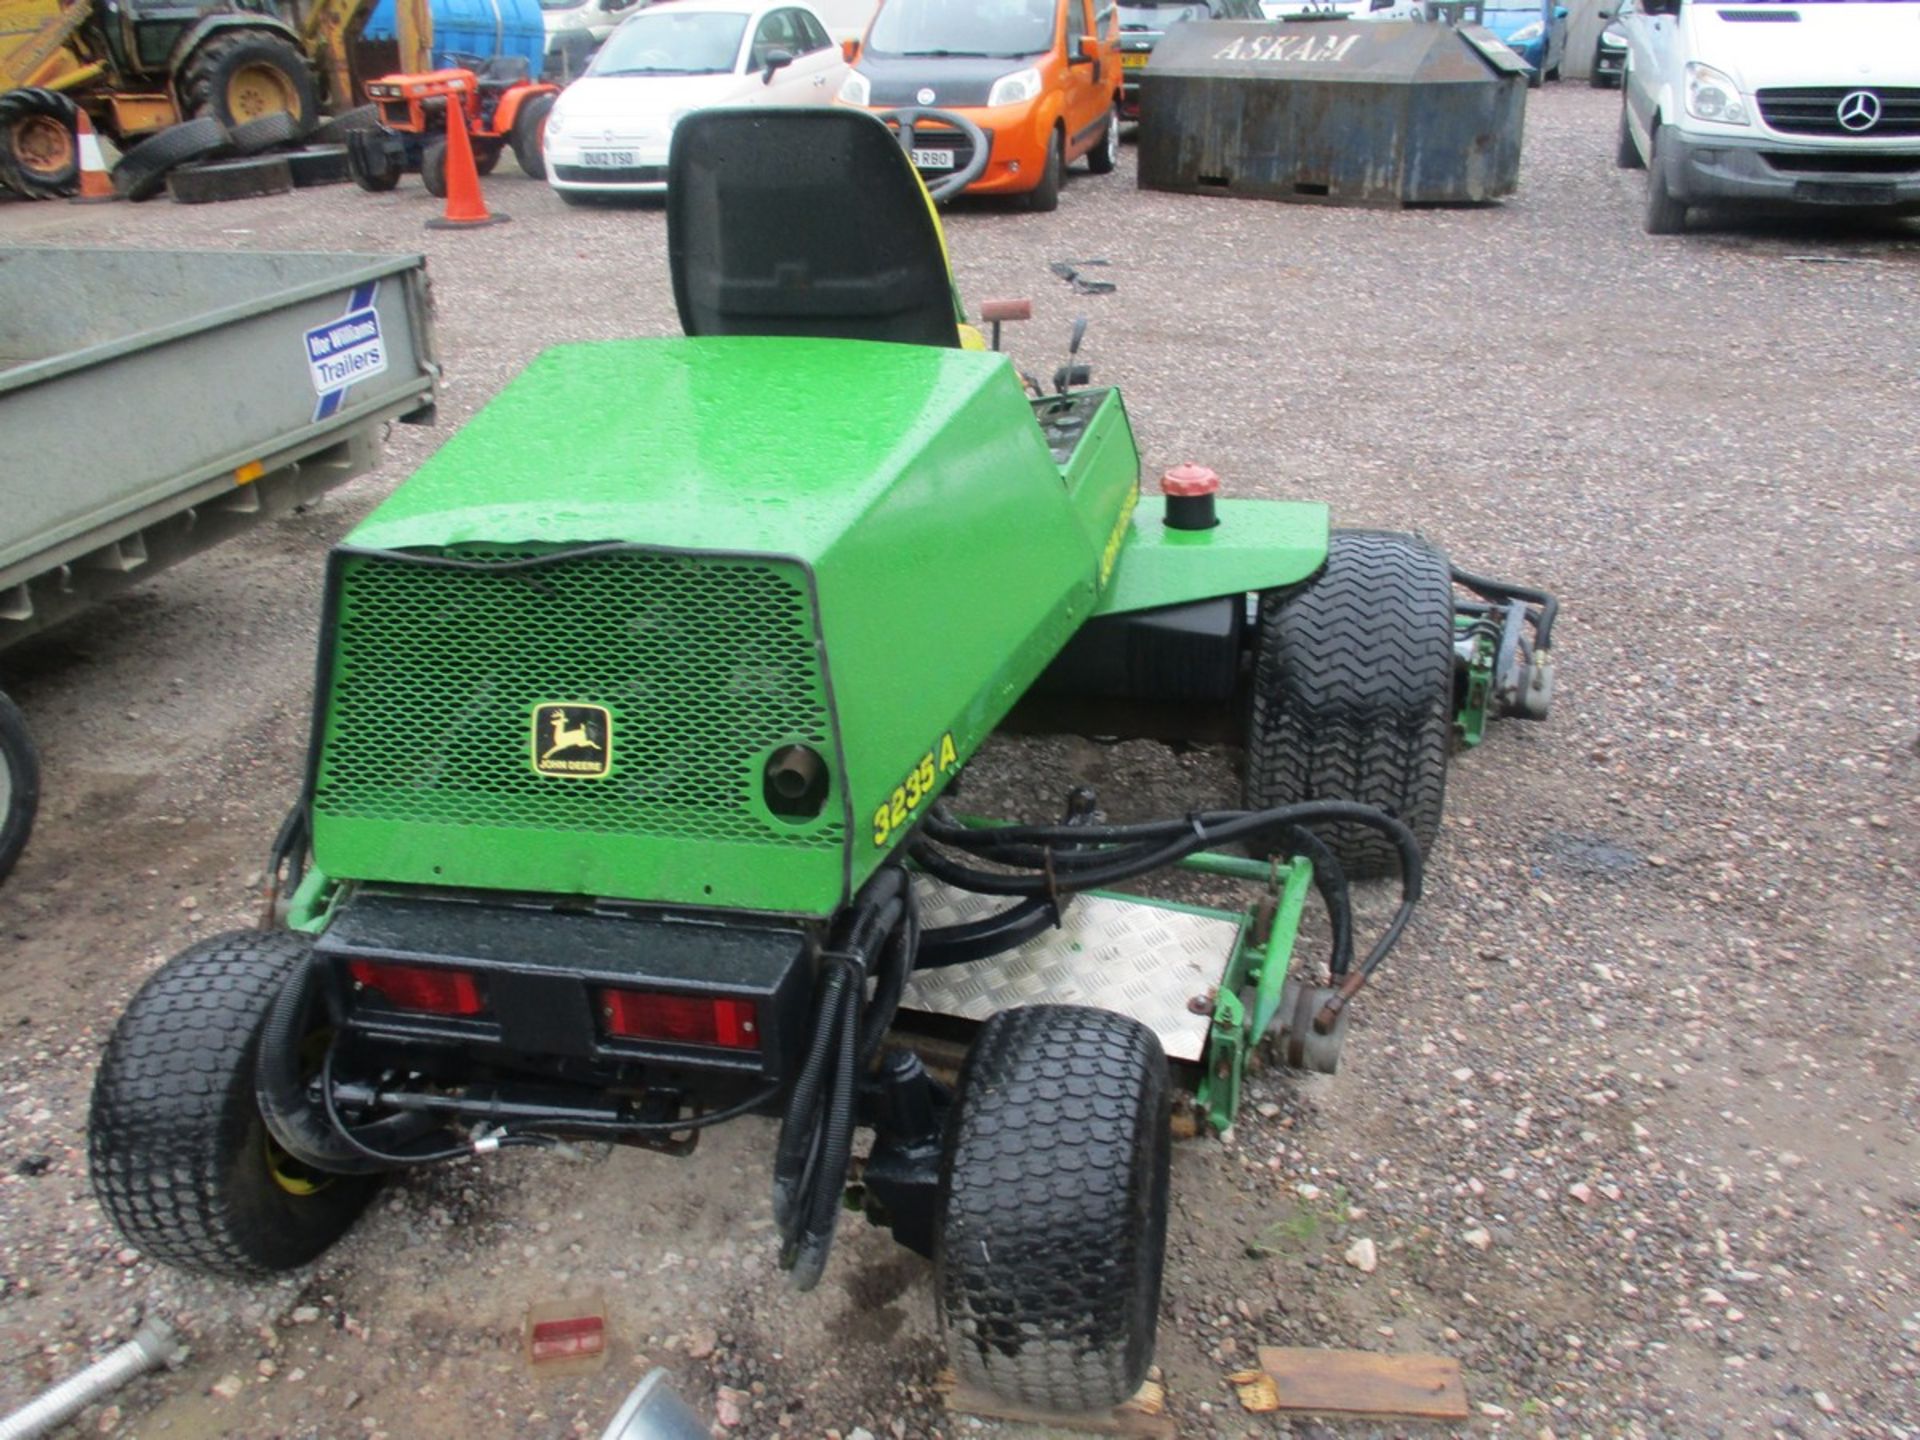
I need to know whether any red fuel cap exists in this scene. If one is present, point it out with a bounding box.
[1161,462,1220,497]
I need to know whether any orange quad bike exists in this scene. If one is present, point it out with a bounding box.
[348,57,558,195]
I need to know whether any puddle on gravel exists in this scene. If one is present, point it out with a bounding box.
[1537,831,1645,877]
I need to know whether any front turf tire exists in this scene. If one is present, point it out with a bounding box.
[937,1006,1170,1413]
[1245,529,1455,879]
[89,930,378,1276]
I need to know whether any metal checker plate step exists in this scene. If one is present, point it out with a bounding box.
[898,882,1241,1062]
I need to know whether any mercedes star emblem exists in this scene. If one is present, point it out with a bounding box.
[1836,90,1881,133]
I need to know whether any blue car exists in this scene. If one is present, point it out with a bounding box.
[1479,0,1568,86]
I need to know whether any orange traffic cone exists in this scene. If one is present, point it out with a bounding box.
[71,109,117,204]
[426,93,507,230]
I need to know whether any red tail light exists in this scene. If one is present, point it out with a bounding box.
[597,989,759,1050]
[347,959,486,1016]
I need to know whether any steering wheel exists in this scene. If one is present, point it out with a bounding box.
[871,107,991,204]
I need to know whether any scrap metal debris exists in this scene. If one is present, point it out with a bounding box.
[1050,258,1116,295]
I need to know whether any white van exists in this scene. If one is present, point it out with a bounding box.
[1617,0,1920,232]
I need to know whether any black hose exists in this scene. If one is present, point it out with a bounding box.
[1451,566,1558,650]
[257,954,442,1172]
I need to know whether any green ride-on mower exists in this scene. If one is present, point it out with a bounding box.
[87,107,1558,1414]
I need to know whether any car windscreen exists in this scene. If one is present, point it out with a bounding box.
[590,11,748,74]
[867,0,1059,59]
[1118,1,1213,26]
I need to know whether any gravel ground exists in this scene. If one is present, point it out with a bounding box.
[1,85,1916,1440]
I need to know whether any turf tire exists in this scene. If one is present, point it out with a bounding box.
[286,143,350,187]
[180,32,318,131]
[0,690,39,884]
[0,87,79,197]
[512,92,555,179]
[166,154,293,203]
[937,1005,1170,1412]
[1086,104,1118,174]
[89,930,378,1276]
[1245,529,1455,879]
[421,137,448,198]
[112,116,226,200]
[227,110,300,155]
[1027,126,1062,212]
[472,140,502,176]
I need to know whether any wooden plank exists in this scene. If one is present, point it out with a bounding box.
[1255,1347,1470,1421]
[939,1371,1176,1439]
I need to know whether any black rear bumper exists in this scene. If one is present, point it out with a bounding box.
[316,891,815,1087]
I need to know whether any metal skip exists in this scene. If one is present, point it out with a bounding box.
[1136,18,1529,205]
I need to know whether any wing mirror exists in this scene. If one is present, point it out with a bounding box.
[761,48,794,82]
[1074,35,1101,62]
[841,36,860,61]
[1554,5,1568,16]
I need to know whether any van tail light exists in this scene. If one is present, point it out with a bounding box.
[346,959,486,1017]
[597,989,759,1050]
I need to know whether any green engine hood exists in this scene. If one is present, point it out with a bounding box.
[310,336,1139,916]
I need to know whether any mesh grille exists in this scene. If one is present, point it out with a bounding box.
[314,548,841,849]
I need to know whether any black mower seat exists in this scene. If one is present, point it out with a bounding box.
[667,107,964,349]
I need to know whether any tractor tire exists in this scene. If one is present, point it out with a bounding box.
[1027,126,1063,212]
[420,137,448,198]
[311,103,380,145]
[472,140,502,176]
[1245,529,1455,879]
[1086,103,1118,174]
[112,116,227,201]
[181,32,318,132]
[286,143,350,187]
[0,690,39,885]
[167,154,293,203]
[1643,123,1687,234]
[512,91,555,179]
[227,109,301,155]
[89,930,380,1276]
[937,1006,1170,1413]
[0,87,79,198]
[346,127,403,191]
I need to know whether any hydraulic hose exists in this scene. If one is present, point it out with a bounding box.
[1451,566,1558,650]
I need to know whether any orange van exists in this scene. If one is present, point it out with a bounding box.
[837,0,1122,210]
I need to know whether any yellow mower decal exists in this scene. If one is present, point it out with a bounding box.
[872,731,959,848]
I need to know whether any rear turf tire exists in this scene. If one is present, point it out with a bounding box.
[512,92,555,179]
[89,930,378,1276]
[1245,529,1455,879]
[0,690,38,884]
[937,1005,1170,1412]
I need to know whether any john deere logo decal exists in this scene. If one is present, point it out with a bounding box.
[533,704,612,778]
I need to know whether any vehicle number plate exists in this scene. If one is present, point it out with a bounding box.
[1121,52,1148,68]
[1794,180,1895,206]
[581,149,636,167]
[911,148,956,170]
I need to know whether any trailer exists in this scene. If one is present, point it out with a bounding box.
[0,246,439,883]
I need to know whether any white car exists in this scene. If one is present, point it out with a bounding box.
[1619,0,1920,233]
[543,0,652,82]
[544,0,848,200]
[1257,0,1422,18]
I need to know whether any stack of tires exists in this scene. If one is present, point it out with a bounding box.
[115,104,380,204]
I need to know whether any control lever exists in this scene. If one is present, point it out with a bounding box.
[1054,316,1089,394]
